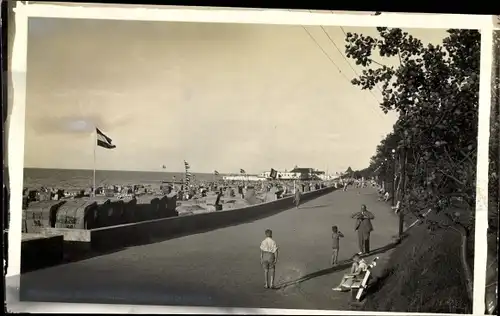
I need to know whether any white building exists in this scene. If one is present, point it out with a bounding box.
[222,174,267,182]
[259,171,301,180]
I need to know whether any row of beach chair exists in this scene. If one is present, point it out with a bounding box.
[22,195,179,233]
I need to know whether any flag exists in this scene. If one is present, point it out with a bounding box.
[214,170,219,176]
[240,169,246,174]
[184,160,191,183]
[270,168,278,179]
[96,128,116,149]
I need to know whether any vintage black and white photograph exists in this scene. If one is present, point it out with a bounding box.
[15,12,482,313]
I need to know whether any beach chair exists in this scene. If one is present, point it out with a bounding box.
[165,194,179,217]
[152,195,168,218]
[92,198,124,228]
[23,200,67,233]
[349,257,379,301]
[55,200,99,229]
[134,196,156,221]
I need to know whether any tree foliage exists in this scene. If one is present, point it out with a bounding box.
[345,28,480,232]
[489,31,499,232]
[485,30,499,315]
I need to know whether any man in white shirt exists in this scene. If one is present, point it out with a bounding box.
[260,229,279,289]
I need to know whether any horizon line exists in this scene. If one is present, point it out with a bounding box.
[22,166,356,174]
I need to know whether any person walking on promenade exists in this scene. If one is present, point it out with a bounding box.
[260,229,279,289]
[331,225,344,266]
[293,186,302,209]
[352,204,375,253]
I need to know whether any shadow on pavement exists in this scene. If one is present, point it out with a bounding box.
[298,204,331,210]
[276,241,400,289]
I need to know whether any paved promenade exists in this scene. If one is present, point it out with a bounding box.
[21,187,399,310]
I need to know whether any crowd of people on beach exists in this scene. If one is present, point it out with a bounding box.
[22,184,156,208]
[22,177,330,211]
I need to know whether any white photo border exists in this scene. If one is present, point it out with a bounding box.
[7,2,495,315]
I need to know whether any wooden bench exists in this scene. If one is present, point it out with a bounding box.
[349,257,379,301]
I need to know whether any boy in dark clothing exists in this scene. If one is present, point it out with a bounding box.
[331,226,344,266]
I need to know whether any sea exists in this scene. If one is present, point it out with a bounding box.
[23,168,219,190]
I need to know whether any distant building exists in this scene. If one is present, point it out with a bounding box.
[222,174,266,182]
[290,167,324,180]
[260,167,325,180]
[260,171,301,180]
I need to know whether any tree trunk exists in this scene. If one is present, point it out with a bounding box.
[485,29,499,315]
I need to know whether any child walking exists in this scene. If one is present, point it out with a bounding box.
[331,225,344,266]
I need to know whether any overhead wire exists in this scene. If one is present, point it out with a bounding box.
[305,11,385,120]
[300,26,352,83]
[320,25,386,120]
[289,9,388,120]
[289,9,348,82]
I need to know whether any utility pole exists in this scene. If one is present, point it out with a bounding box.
[495,33,500,221]
[399,146,407,236]
[391,149,396,207]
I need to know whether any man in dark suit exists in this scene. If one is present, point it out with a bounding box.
[352,204,375,253]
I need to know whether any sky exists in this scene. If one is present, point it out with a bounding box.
[24,17,448,174]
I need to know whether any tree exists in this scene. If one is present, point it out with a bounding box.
[344,28,480,303]
[485,29,499,315]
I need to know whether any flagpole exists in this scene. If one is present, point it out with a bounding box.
[93,128,97,197]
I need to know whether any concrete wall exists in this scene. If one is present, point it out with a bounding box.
[88,186,336,251]
[21,234,64,273]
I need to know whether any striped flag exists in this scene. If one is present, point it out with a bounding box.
[240,169,246,174]
[184,160,191,184]
[214,170,219,176]
[96,128,116,149]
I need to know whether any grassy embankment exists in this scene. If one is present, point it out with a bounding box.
[361,209,473,314]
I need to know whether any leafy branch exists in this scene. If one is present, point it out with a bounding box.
[345,27,480,307]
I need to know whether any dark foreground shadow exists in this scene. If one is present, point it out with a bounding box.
[276,241,401,289]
